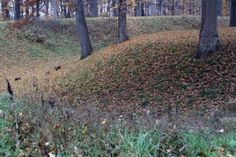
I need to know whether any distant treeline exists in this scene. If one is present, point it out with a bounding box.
[0,0,232,21]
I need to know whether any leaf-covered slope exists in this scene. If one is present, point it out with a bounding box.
[54,28,236,114]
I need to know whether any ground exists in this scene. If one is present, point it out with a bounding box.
[0,16,235,156]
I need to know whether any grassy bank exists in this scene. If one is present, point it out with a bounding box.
[1,94,236,156]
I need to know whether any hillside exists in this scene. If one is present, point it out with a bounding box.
[0,16,234,113]
[0,16,230,92]
[0,17,235,114]
[52,28,235,116]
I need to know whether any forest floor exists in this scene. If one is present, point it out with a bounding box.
[0,16,235,156]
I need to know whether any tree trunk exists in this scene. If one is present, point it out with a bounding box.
[51,0,58,18]
[112,0,118,16]
[75,0,93,59]
[25,0,29,19]
[63,1,67,17]
[36,0,40,17]
[90,0,98,17]
[60,0,63,17]
[118,0,128,42]
[135,0,144,16]
[1,0,4,18]
[15,0,21,20]
[107,0,111,15]
[158,0,164,16]
[5,8,10,20]
[176,0,180,15]
[188,0,192,15]
[171,0,175,15]
[1,0,10,20]
[230,0,236,27]
[217,0,222,16]
[45,0,49,16]
[197,0,218,59]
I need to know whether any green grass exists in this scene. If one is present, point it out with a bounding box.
[0,94,17,157]
[0,16,229,64]
[183,132,236,157]
[0,93,235,156]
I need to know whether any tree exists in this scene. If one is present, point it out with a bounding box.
[112,0,118,16]
[45,0,49,16]
[230,0,236,27]
[158,0,164,16]
[135,0,144,16]
[118,0,129,42]
[197,0,218,59]
[90,0,98,17]
[75,0,93,59]
[15,0,21,20]
[25,0,30,18]
[36,0,40,17]
[1,0,10,20]
[51,0,59,18]
[170,0,175,15]
[217,0,222,16]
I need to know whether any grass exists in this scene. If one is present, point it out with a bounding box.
[0,93,235,156]
[0,16,230,64]
[0,94,18,157]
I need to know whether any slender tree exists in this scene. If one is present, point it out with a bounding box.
[25,0,30,18]
[135,0,144,16]
[15,0,21,20]
[197,0,218,58]
[230,0,236,27]
[1,0,10,20]
[75,0,93,59]
[118,0,129,42]
[90,0,98,17]
[51,0,58,18]
[217,0,222,16]
[112,0,118,16]
[36,0,40,17]
[170,0,175,15]
[45,0,49,16]
[158,0,164,16]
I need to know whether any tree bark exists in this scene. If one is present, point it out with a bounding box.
[197,0,218,59]
[45,0,49,16]
[36,0,40,17]
[90,0,98,17]
[1,0,10,20]
[176,0,180,15]
[75,0,93,59]
[135,0,144,16]
[118,0,129,42]
[25,0,29,19]
[15,0,21,20]
[158,0,164,16]
[51,0,58,18]
[63,1,67,17]
[171,0,175,15]
[217,0,222,16]
[230,0,236,27]
[112,0,118,16]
